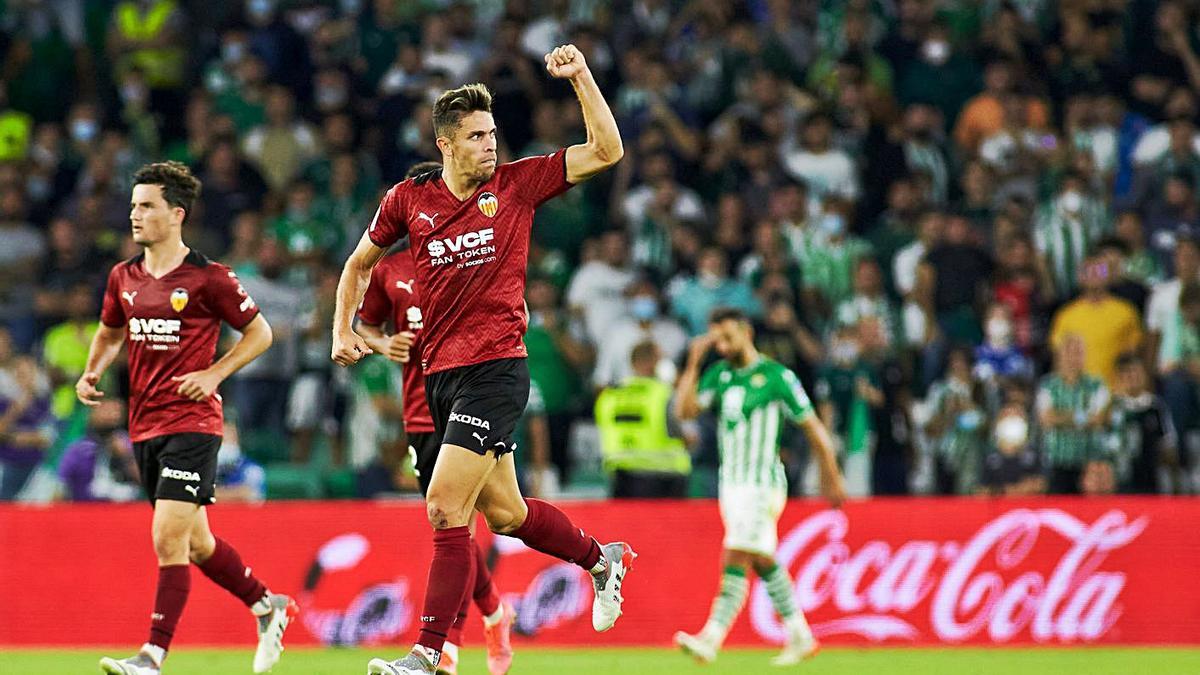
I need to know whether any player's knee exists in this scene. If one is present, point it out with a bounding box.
[151,528,189,561]
[426,497,464,530]
[188,531,216,563]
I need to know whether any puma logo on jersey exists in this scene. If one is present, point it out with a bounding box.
[472,432,489,446]
[395,279,414,294]
[449,412,490,430]
[417,212,439,229]
[122,291,138,305]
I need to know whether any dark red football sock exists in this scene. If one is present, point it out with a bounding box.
[510,499,602,570]
[416,526,473,654]
[196,537,269,608]
[445,541,476,647]
[148,564,191,652]
[472,540,501,617]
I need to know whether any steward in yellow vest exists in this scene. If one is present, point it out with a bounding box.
[110,0,186,89]
[594,342,691,497]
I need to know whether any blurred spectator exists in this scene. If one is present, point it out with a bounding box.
[40,283,98,419]
[106,0,189,135]
[592,278,686,390]
[866,177,921,299]
[1050,253,1143,387]
[196,139,268,254]
[781,111,859,202]
[974,303,1033,408]
[925,345,986,495]
[1159,281,1200,479]
[0,185,43,350]
[815,325,876,497]
[1110,355,1175,495]
[230,239,308,445]
[0,356,55,500]
[1142,170,1200,269]
[288,268,344,466]
[566,230,635,347]
[859,316,912,496]
[670,247,760,337]
[215,420,266,503]
[1114,210,1164,286]
[34,217,102,334]
[1147,236,1200,369]
[515,379,556,499]
[242,85,321,192]
[980,383,1045,497]
[955,58,1049,154]
[619,152,705,275]
[270,180,338,269]
[1037,334,1110,495]
[754,298,823,392]
[594,341,690,498]
[917,213,993,385]
[993,235,1049,352]
[796,198,872,322]
[835,258,900,350]
[1095,236,1150,315]
[56,398,140,502]
[526,278,591,483]
[895,19,980,127]
[1034,172,1109,299]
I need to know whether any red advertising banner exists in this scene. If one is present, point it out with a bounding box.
[2,498,1198,647]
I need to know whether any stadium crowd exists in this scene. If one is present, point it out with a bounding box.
[2,0,1199,501]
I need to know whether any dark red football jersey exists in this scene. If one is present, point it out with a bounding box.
[357,249,436,433]
[99,250,260,442]
[367,149,573,374]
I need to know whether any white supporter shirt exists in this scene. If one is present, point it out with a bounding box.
[592,317,688,388]
[566,261,636,346]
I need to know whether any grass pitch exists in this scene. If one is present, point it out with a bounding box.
[1,647,1197,675]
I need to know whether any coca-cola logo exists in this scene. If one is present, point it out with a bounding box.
[751,509,1148,644]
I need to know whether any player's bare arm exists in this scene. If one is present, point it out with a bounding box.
[545,44,624,184]
[172,314,272,402]
[674,333,714,421]
[76,323,126,406]
[332,230,389,366]
[799,415,848,509]
[357,321,415,364]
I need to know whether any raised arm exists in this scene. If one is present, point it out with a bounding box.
[674,334,713,421]
[332,230,389,366]
[544,44,624,183]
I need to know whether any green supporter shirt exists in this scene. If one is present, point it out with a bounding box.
[697,356,814,491]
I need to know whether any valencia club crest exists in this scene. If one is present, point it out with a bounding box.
[170,288,189,313]
[477,192,498,217]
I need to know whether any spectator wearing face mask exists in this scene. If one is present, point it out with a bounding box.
[980,382,1045,496]
[1033,172,1110,299]
[895,21,981,130]
[794,199,873,324]
[974,303,1032,409]
[592,279,687,390]
[669,248,760,337]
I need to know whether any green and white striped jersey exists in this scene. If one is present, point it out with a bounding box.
[697,356,814,490]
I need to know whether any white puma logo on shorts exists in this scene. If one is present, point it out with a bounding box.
[472,432,488,446]
[184,485,199,497]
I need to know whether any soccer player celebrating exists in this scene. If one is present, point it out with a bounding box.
[78,162,296,675]
[672,308,847,665]
[355,160,516,675]
[332,45,630,675]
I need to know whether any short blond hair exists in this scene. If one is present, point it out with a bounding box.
[432,83,493,138]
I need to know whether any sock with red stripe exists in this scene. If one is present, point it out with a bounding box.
[196,537,269,608]
[472,539,501,617]
[148,564,190,654]
[510,498,602,571]
[416,526,473,659]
